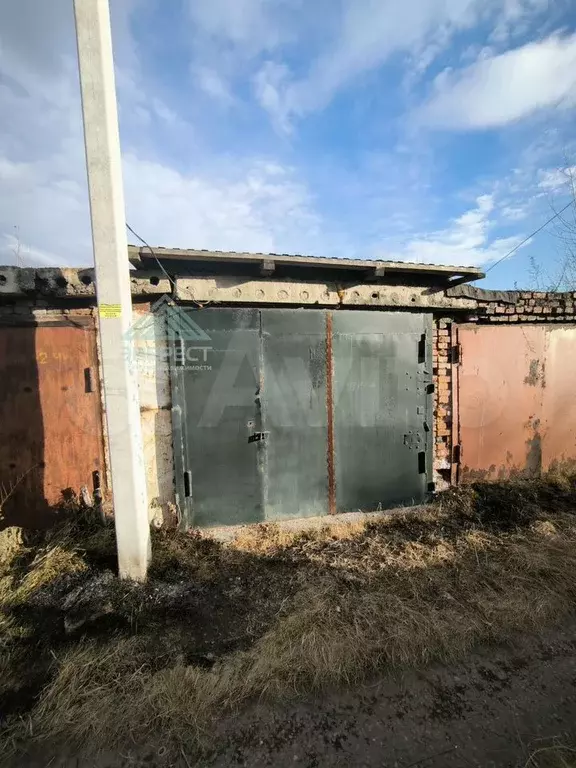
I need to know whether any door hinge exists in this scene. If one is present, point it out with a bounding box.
[418,333,426,364]
[84,367,94,393]
[418,451,426,474]
[183,471,192,497]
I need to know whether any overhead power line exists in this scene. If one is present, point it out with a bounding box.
[485,199,574,275]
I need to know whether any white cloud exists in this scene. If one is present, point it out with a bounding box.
[420,33,576,130]
[122,157,321,256]
[253,62,292,133]
[186,0,306,89]
[188,0,286,53]
[379,195,524,267]
[186,0,310,117]
[195,68,235,105]
[502,205,529,221]
[0,0,326,267]
[265,0,480,122]
[0,145,93,266]
[0,140,324,266]
[488,0,550,46]
[0,0,570,273]
[538,166,576,190]
[251,0,553,125]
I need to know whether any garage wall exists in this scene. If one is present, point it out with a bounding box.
[458,324,576,480]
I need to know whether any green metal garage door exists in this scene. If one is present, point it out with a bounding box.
[172,308,432,528]
[332,312,433,512]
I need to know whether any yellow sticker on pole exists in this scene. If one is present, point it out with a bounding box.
[99,304,122,319]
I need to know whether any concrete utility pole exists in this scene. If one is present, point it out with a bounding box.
[74,0,150,580]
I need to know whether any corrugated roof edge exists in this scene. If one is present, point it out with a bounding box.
[127,244,485,278]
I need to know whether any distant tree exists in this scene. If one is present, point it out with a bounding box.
[527,162,576,292]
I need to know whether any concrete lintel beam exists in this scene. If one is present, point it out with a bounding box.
[0,267,97,297]
[174,276,478,310]
[129,274,173,295]
[0,268,478,310]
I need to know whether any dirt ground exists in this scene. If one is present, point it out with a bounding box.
[14,622,576,767]
[206,622,576,768]
[3,478,576,767]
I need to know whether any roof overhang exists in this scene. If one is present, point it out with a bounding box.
[128,245,485,285]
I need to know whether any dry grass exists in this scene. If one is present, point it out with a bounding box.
[231,517,369,554]
[0,525,86,638]
[2,478,576,762]
[526,744,576,767]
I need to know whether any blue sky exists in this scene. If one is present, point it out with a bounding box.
[1,0,575,288]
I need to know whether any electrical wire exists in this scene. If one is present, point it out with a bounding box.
[126,223,209,308]
[485,199,574,275]
[126,222,176,288]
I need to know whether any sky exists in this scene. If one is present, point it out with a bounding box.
[1,1,576,289]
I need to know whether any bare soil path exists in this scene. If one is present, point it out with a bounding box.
[205,622,576,768]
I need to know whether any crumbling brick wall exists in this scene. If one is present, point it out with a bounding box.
[432,319,454,489]
[448,287,576,324]
[0,298,95,320]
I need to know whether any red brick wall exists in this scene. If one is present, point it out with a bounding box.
[462,290,576,323]
[432,319,453,488]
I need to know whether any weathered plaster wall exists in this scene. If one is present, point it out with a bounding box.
[130,305,175,524]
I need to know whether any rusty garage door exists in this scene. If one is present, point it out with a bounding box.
[172,308,433,527]
[0,316,106,528]
[458,324,576,480]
